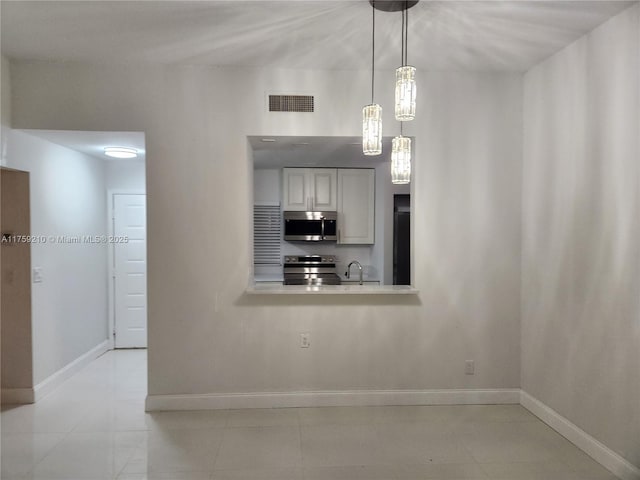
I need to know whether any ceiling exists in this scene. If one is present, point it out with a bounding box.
[1,1,634,71]
[5,2,634,160]
[250,135,394,169]
[22,130,146,162]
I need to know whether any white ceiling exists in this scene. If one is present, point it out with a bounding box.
[22,130,146,162]
[250,135,393,168]
[6,2,634,160]
[1,1,634,71]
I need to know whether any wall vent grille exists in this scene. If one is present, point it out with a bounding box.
[253,204,281,265]
[268,95,314,112]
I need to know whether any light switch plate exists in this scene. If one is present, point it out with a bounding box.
[32,267,43,284]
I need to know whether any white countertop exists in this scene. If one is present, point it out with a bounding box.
[253,273,284,282]
[246,283,418,295]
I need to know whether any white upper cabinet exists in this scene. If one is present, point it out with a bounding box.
[282,169,308,210]
[282,168,337,211]
[310,170,337,211]
[337,169,375,244]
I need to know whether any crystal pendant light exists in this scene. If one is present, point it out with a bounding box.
[395,66,416,121]
[391,135,411,184]
[363,104,382,155]
[395,3,416,121]
[363,3,382,156]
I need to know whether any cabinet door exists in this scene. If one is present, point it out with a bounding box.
[309,169,337,211]
[282,168,308,211]
[337,169,375,244]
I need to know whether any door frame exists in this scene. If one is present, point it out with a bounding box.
[393,194,411,286]
[107,190,147,350]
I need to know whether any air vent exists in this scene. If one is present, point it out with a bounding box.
[268,95,314,113]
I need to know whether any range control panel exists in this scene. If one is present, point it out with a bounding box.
[284,255,336,264]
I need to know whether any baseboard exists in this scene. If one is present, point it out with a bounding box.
[32,340,109,402]
[1,387,35,404]
[145,388,520,411]
[521,391,640,480]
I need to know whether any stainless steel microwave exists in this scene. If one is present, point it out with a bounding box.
[283,211,337,242]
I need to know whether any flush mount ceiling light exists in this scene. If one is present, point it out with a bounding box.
[362,3,382,156]
[104,147,138,159]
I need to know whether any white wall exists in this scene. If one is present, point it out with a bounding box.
[253,168,279,204]
[9,63,523,397]
[107,158,145,192]
[522,4,640,467]
[5,130,109,385]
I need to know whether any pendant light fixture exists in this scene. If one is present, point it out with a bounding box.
[395,1,416,121]
[391,1,415,184]
[391,127,411,184]
[362,3,382,156]
[367,1,417,183]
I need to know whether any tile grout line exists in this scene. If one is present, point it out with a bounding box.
[209,410,231,477]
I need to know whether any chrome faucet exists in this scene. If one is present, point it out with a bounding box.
[346,261,363,285]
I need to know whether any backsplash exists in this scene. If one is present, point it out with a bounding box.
[281,242,377,278]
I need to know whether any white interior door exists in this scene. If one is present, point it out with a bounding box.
[113,194,147,348]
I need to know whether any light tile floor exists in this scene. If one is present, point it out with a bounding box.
[1,350,619,480]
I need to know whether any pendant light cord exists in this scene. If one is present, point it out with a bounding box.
[401,6,405,67]
[371,3,375,104]
[405,0,409,66]
[400,6,404,141]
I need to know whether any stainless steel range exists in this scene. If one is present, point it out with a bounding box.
[283,255,341,286]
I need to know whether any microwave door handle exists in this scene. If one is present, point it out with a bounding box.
[321,217,325,240]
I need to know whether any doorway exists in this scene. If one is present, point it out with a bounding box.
[1,168,34,402]
[109,193,147,348]
[2,130,148,404]
[393,194,411,285]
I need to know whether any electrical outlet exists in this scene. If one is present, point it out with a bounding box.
[465,360,475,375]
[300,333,310,348]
